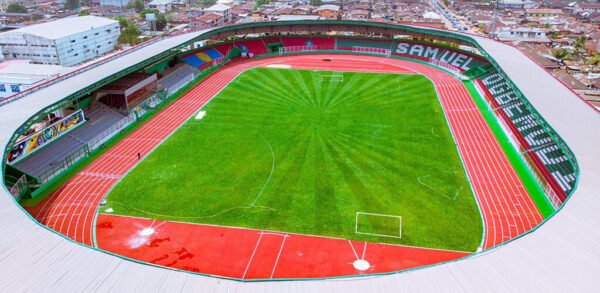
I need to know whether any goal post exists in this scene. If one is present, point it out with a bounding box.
[321,74,344,83]
[351,46,392,57]
[355,212,402,239]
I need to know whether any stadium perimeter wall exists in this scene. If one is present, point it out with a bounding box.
[0,21,598,291]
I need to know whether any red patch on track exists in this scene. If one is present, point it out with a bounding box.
[96,214,468,279]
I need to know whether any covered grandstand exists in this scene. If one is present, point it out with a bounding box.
[0,21,599,291]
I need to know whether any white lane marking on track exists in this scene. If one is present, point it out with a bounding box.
[270,234,289,278]
[242,232,264,279]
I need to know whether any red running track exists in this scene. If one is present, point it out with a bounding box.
[97,214,468,279]
[26,54,542,279]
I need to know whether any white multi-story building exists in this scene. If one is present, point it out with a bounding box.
[495,0,538,10]
[495,27,550,43]
[573,2,600,15]
[205,3,232,22]
[0,16,120,66]
[0,60,69,98]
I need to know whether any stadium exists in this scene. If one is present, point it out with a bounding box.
[1,20,599,290]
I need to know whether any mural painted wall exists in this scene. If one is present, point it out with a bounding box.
[8,110,86,164]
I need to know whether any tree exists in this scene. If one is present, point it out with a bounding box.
[6,2,27,13]
[573,35,587,56]
[551,48,570,60]
[155,13,167,31]
[590,54,600,66]
[125,23,140,36]
[79,9,90,16]
[256,0,270,7]
[140,8,159,20]
[65,0,79,10]
[134,0,144,13]
[118,22,142,45]
[116,16,129,29]
[201,0,216,7]
[128,0,144,13]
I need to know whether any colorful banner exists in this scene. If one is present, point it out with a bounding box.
[8,110,86,164]
[130,94,162,118]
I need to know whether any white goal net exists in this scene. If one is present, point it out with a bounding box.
[351,46,392,57]
[278,45,335,54]
[355,212,402,238]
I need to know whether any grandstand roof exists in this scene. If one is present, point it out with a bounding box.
[0,22,599,291]
[100,73,155,92]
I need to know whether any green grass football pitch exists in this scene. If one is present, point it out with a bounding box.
[103,68,482,252]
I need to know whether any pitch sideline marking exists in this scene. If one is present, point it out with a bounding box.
[417,174,462,201]
[108,202,275,220]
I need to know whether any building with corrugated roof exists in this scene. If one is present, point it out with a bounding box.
[0,16,120,66]
[0,60,69,98]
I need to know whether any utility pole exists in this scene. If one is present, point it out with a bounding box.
[491,0,498,39]
[189,0,193,29]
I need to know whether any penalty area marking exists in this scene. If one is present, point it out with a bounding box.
[355,212,402,239]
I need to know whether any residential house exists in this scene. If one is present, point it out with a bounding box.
[100,0,127,8]
[316,4,340,19]
[495,26,550,43]
[291,5,313,15]
[347,9,369,20]
[147,0,173,13]
[169,12,190,24]
[190,12,224,28]
[205,3,232,22]
[526,8,563,18]
[573,2,600,15]
[496,0,538,10]
[250,8,275,21]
